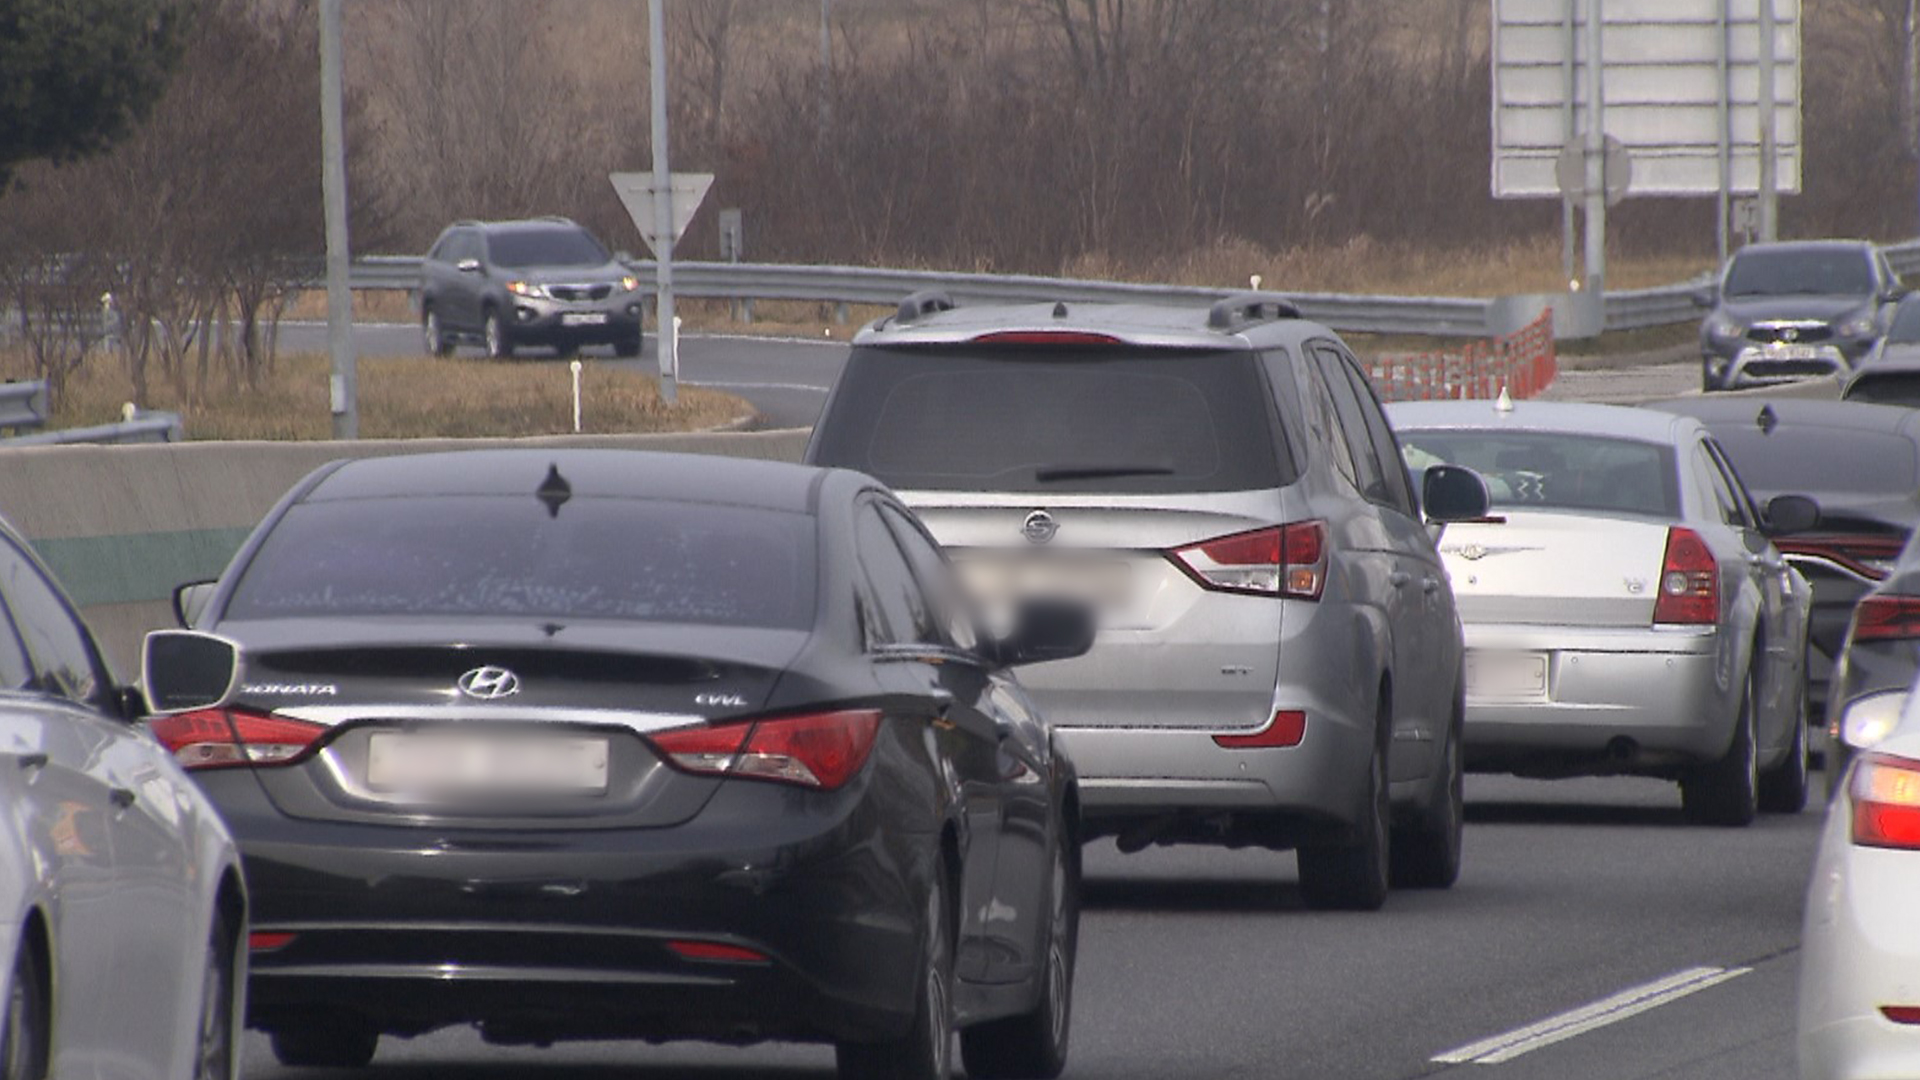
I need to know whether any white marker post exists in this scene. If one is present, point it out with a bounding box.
[570,359,583,433]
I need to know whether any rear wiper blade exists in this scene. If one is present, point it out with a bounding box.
[1034,463,1176,482]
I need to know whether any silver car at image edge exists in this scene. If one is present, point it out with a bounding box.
[1387,399,1818,825]
[0,512,247,1080]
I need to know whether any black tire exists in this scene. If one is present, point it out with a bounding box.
[961,826,1077,1079]
[614,332,642,358]
[836,864,953,1080]
[1682,667,1760,827]
[421,306,453,358]
[483,308,514,359]
[1391,702,1464,890]
[1298,694,1391,911]
[269,1016,378,1069]
[1759,689,1810,815]
[2,937,49,1080]
[192,912,239,1080]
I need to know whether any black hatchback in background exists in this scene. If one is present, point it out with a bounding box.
[142,449,1092,1080]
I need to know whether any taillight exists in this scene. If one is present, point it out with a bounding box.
[666,940,771,965]
[1653,527,1717,625]
[1212,710,1307,749]
[1775,534,1903,581]
[1170,522,1326,599]
[648,709,883,790]
[1851,595,1920,642]
[968,331,1123,346]
[1883,1006,1920,1025]
[1851,752,1920,849]
[147,707,328,770]
[249,932,296,952]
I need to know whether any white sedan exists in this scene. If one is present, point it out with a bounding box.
[1387,399,1817,825]
[0,515,247,1080]
[1799,711,1920,1079]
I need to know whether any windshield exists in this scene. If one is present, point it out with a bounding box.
[224,497,816,629]
[487,227,611,269]
[1397,430,1680,517]
[1723,248,1875,297]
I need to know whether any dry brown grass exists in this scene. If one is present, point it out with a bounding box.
[21,352,754,440]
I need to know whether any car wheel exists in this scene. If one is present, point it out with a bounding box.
[1682,666,1760,827]
[1759,685,1810,814]
[1390,700,1464,890]
[421,306,453,358]
[837,864,953,1080]
[960,821,1077,1079]
[483,308,514,359]
[269,1015,378,1069]
[192,911,239,1080]
[1298,694,1391,911]
[614,332,642,358]
[2,937,49,1080]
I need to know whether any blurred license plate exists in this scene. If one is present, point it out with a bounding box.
[1465,651,1548,699]
[366,732,609,794]
[560,313,607,326]
[955,555,1131,610]
[1764,344,1817,361]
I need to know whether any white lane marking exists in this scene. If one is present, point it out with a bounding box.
[1431,965,1752,1066]
[685,380,829,394]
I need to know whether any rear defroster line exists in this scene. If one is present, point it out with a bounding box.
[1429,965,1752,1066]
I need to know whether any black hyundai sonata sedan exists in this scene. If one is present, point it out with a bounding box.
[140,449,1092,1080]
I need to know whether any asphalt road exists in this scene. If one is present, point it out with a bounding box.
[245,324,1814,1080]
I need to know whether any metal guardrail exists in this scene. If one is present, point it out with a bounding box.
[0,380,49,433]
[339,241,1920,340]
[0,409,184,447]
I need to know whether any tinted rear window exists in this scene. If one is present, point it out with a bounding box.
[1396,430,1680,517]
[810,347,1288,493]
[224,497,816,629]
[487,227,609,268]
[1709,427,1920,496]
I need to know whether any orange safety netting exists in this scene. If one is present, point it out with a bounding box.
[1363,310,1557,402]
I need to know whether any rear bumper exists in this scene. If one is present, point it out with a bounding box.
[202,770,930,1045]
[1460,625,1734,774]
[1798,818,1920,1080]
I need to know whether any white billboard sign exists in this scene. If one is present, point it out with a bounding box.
[1492,0,1800,199]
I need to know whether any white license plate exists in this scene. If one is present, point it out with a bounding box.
[1465,651,1548,699]
[1764,344,1818,361]
[955,555,1132,611]
[366,732,610,795]
[560,312,608,326]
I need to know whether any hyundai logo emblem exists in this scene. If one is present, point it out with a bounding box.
[1022,510,1058,545]
[457,666,521,700]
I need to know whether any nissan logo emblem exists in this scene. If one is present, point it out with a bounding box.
[1022,510,1058,545]
[457,666,521,700]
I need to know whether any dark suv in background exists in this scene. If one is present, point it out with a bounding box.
[1693,239,1906,392]
[419,218,644,359]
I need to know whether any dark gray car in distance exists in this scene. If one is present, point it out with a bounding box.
[1693,239,1907,392]
[418,217,645,359]
[1843,294,1920,407]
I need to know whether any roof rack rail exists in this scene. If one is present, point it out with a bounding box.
[1207,291,1300,331]
[895,289,957,324]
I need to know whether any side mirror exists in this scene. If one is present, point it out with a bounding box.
[1764,494,1821,537]
[172,580,217,629]
[1423,464,1492,523]
[455,258,483,274]
[1691,286,1717,309]
[992,597,1095,667]
[142,630,241,714]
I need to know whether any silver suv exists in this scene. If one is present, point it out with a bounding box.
[805,292,1488,910]
[418,218,645,359]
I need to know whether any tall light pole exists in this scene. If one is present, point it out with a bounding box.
[1582,0,1607,294]
[320,0,357,439]
[649,0,677,405]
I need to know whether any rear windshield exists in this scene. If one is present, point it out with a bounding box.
[1724,248,1875,298]
[487,227,609,268]
[809,346,1288,493]
[224,497,816,629]
[1709,427,1919,496]
[1396,430,1680,517]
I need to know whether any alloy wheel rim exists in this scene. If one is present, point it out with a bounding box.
[1045,846,1071,1049]
[486,316,501,356]
[423,311,438,352]
[4,975,26,1079]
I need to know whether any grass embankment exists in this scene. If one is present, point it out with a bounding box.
[9,352,753,440]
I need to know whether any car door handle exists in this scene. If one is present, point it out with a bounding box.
[1389,570,1412,589]
[108,787,137,811]
[15,753,46,772]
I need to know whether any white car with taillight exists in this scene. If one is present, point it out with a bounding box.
[1389,399,1818,826]
[1799,716,1920,1079]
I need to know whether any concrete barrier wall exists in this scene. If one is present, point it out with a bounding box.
[0,429,811,675]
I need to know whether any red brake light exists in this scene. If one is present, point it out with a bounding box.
[1775,534,1903,581]
[1170,522,1326,599]
[649,709,883,790]
[1851,753,1920,849]
[1882,1006,1920,1025]
[1653,527,1718,625]
[666,940,771,965]
[147,707,328,770]
[968,331,1123,347]
[1213,710,1307,749]
[249,932,297,952]
[1851,595,1920,642]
